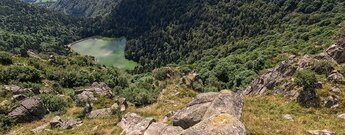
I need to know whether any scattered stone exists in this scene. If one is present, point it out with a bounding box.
[110,103,120,113]
[118,97,127,112]
[49,116,62,128]
[327,71,344,84]
[8,97,47,123]
[3,85,38,94]
[181,113,245,135]
[92,126,98,132]
[87,108,113,118]
[75,91,96,106]
[323,96,338,108]
[330,87,341,94]
[31,123,50,133]
[282,114,294,121]
[337,113,345,120]
[307,129,335,135]
[61,118,82,129]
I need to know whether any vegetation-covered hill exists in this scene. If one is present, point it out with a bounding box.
[50,0,122,17]
[1,0,345,134]
[0,0,94,54]
[101,0,345,92]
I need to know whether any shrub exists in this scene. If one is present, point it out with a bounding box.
[40,94,67,114]
[294,69,318,88]
[0,66,41,83]
[121,76,159,106]
[312,61,333,75]
[153,68,172,81]
[0,52,12,65]
[0,114,12,133]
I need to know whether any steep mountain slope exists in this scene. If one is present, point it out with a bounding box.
[0,0,93,54]
[50,0,122,17]
[102,0,345,91]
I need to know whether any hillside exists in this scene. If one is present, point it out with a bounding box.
[1,0,345,134]
[0,0,94,54]
[49,0,122,17]
[101,0,345,92]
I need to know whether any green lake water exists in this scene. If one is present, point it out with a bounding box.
[71,37,138,70]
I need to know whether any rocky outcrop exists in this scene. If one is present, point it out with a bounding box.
[3,85,39,95]
[8,97,47,123]
[326,43,345,64]
[243,55,315,96]
[75,82,113,106]
[118,90,245,135]
[180,72,200,88]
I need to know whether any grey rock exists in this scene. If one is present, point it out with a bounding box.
[87,108,113,118]
[50,116,62,128]
[330,87,341,94]
[127,117,155,135]
[144,122,168,135]
[323,96,338,108]
[118,97,127,112]
[118,113,144,134]
[3,85,37,94]
[337,113,345,120]
[181,113,245,135]
[11,94,27,101]
[8,97,47,123]
[161,126,184,135]
[326,44,345,64]
[75,91,96,106]
[173,102,210,129]
[31,123,49,133]
[307,129,335,135]
[327,71,344,84]
[61,118,82,129]
[173,90,243,129]
[282,114,293,121]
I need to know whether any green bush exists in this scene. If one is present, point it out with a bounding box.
[0,52,12,65]
[0,66,41,83]
[40,94,67,114]
[121,76,159,106]
[153,68,172,81]
[0,114,12,133]
[294,69,318,88]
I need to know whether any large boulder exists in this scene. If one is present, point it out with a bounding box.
[118,113,155,135]
[181,113,245,135]
[173,90,243,129]
[8,97,47,123]
[87,108,113,118]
